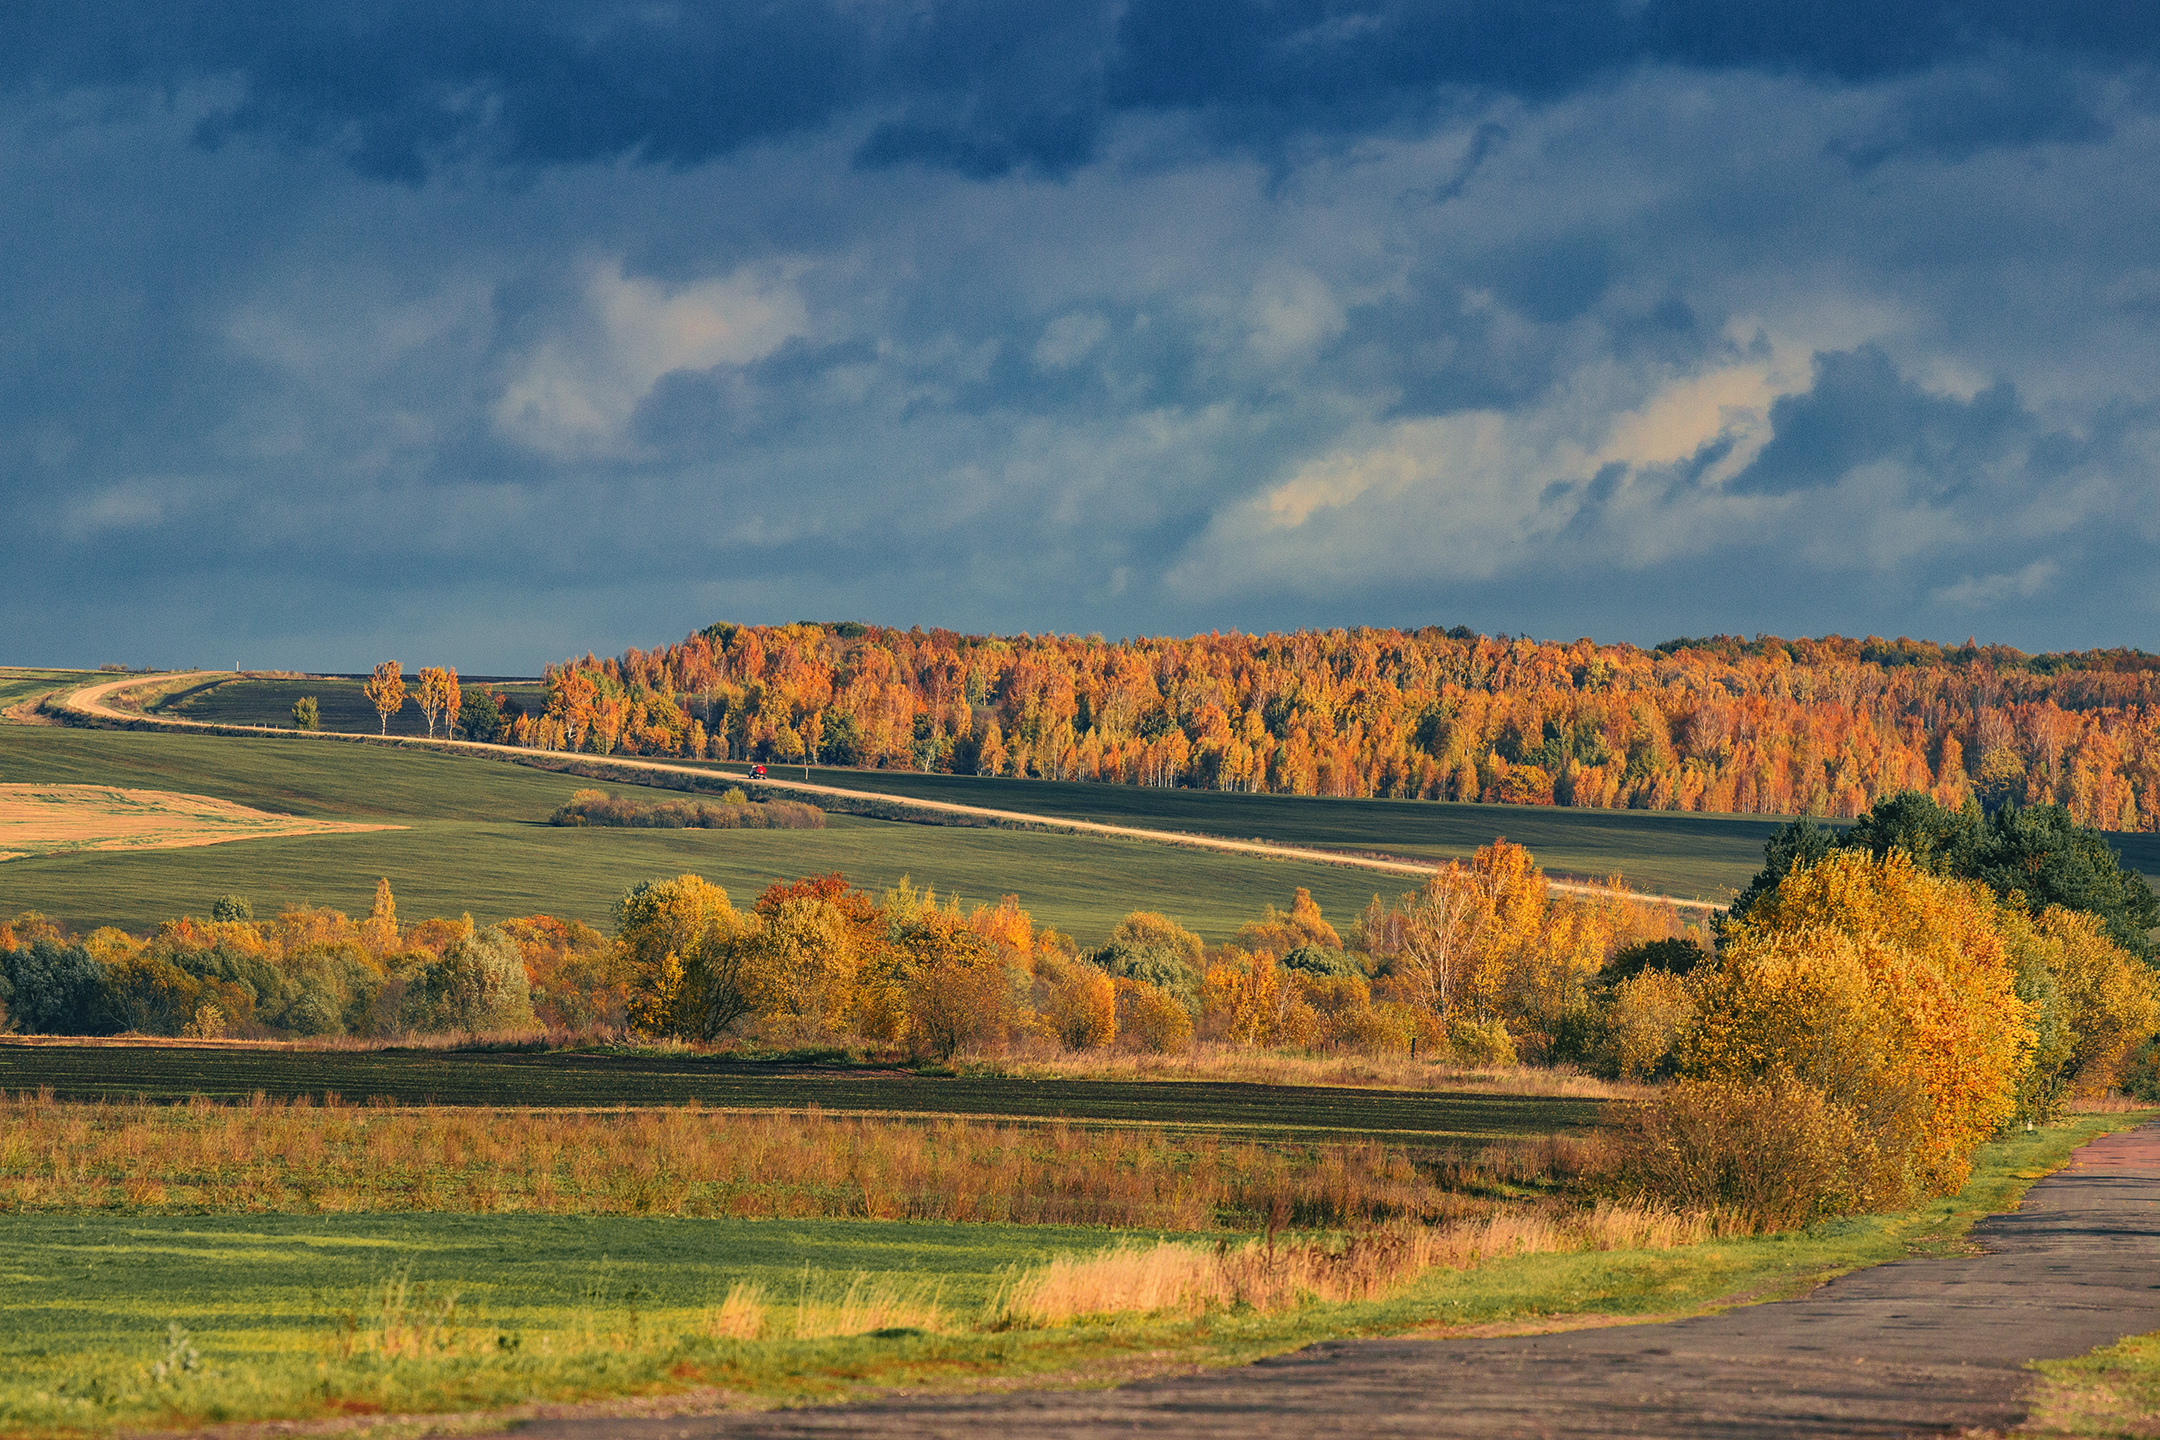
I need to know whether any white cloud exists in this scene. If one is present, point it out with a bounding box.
[1173,336,1827,595]
[494,260,808,457]
[1244,271,1344,365]
[1933,559,2061,607]
[61,480,176,538]
[1034,311,1108,370]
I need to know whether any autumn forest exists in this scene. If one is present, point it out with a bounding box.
[454,625,2160,833]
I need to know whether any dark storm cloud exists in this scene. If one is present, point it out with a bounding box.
[5,3,2160,669]
[1728,346,2028,498]
[9,1,2158,181]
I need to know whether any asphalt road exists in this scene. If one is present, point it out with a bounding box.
[517,1124,2160,1440]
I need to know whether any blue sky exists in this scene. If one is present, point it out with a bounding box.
[5,2,2158,671]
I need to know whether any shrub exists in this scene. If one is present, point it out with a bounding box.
[1447,1014,1517,1067]
[616,875,740,1035]
[1282,944,1361,979]
[498,916,627,1031]
[1691,850,2030,1195]
[0,941,121,1035]
[2126,1035,2160,1103]
[1086,940,1200,1015]
[1234,888,1343,957]
[549,789,823,829]
[1616,1072,1897,1231]
[403,928,537,1033]
[1599,937,1702,985]
[210,895,253,923]
[1037,956,1116,1051]
[1600,969,1694,1081]
[907,951,1018,1060]
[734,897,863,1042]
[1201,952,1319,1048]
[1113,978,1193,1054]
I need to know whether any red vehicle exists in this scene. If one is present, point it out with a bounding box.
[749,764,767,778]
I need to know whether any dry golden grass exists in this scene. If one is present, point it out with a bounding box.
[965,1043,1647,1100]
[994,1201,1720,1325]
[0,783,396,860]
[0,1092,1584,1229]
[2066,1094,2160,1114]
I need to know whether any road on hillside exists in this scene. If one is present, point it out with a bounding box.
[519,1124,2160,1440]
[56,673,1719,912]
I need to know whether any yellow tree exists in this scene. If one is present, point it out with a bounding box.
[439,668,462,739]
[360,878,398,953]
[416,667,459,739]
[615,874,741,1036]
[1234,887,1343,956]
[1692,849,2033,1196]
[362,661,406,735]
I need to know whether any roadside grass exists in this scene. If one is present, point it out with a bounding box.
[0,730,1399,940]
[0,1114,2144,1437]
[2017,1329,2160,1437]
[0,1048,1604,1141]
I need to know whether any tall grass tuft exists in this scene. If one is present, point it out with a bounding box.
[993,1200,1719,1326]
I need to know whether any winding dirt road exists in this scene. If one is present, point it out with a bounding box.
[515,1124,2160,1440]
[54,673,1720,912]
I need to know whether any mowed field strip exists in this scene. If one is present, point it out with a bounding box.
[0,1043,1602,1143]
[0,782,398,861]
[57,672,1722,909]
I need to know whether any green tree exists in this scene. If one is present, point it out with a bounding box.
[1974,804,2160,960]
[1732,793,2157,961]
[210,895,253,923]
[291,696,319,731]
[403,927,536,1033]
[457,691,506,744]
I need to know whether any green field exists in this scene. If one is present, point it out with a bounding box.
[105,675,1815,899]
[688,758,2160,892]
[0,1210,1136,1430]
[159,674,549,739]
[0,1117,2142,1435]
[711,763,1822,899]
[0,728,1408,940]
[0,1044,1598,1142]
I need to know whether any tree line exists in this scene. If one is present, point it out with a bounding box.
[6,790,2155,1230]
[468,623,2160,832]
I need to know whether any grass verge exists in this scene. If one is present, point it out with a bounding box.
[2016,1329,2160,1437]
[0,1113,2146,1436]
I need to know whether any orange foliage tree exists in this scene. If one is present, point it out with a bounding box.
[504,623,2160,832]
[362,661,406,735]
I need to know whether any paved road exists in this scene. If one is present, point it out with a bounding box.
[519,1125,2160,1440]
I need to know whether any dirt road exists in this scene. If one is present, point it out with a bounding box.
[515,1125,2160,1440]
[55,673,1720,912]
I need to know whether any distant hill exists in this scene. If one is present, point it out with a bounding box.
[498,625,2160,834]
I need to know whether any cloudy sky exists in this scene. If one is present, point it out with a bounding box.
[5,2,2158,671]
